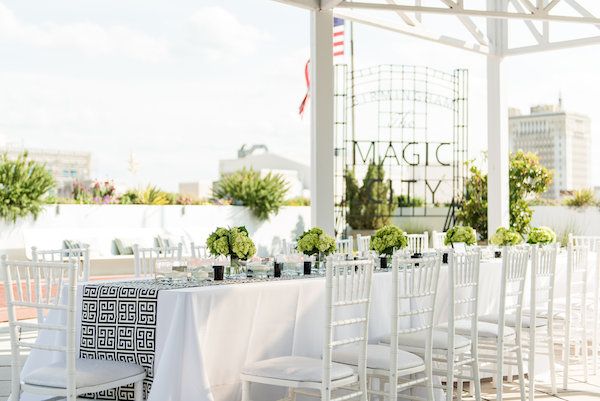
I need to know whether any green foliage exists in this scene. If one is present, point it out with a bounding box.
[345,163,393,230]
[296,227,336,256]
[283,196,311,206]
[444,226,477,246]
[213,168,289,221]
[457,151,552,237]
[563,188,597,207]
[0,152,55,222]
[370,225,408,255]
[137,186,173,205]
[397,195,424,207]
[527,226,556,245]
[206,226,256,260]
[490,227,523,246]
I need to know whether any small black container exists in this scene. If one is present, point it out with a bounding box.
[274,262,282,278]
[495,250,502,258]
[303,261,312,275]
[442,253,449,264]
[411,253,422,259]
[213,265,224,281]
[380,256,388,270]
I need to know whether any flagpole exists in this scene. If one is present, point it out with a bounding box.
[349,21,356,172]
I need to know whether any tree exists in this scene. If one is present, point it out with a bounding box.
[345,162,393,230]
[457,151,552,237]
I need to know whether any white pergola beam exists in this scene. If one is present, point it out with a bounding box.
[386,0,418,27]
[321,0,344,9]
[274,0,319,10]
[563,0,600,30]
[310,9,336,235]
[510,0,545,43]
[336,1,600,24]
[335,9,489,54]
[506,34,600,54]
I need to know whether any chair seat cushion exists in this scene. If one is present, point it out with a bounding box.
[440,320,515,338]
[22,358,145,389]
[333,344,425,371]
[479,313,548,328]
[242,356,355,383]
[379,328,471,352]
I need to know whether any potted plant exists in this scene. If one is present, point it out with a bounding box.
[443,226,477,263]
[527,226,556,245]
[296,227,336,274]
[370,225,408,269]
[206,226,256,277]
[490,227,523,257]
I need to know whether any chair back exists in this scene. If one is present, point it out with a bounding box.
[32,244,90,283]
[133,243,183,278]
[323,257,374,401]
[1,256,78,399]
[565,243,590,328]
[190,242,209,258]
[529,243,559,323]
[390,253,441,384]
[336,237,353,258]
[568,234,600,252]
[498,246,530,336]
[407,232,429,254]
[356,235,371,257]
[431,231,447,250]
[447,249,481,348]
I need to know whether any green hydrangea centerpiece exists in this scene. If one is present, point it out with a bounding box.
[296,227,336,256]
[444,226,477,246]
[490,227,523,246]
[370,225,408,256]
[206,226,256,260]
[527,226,556,245]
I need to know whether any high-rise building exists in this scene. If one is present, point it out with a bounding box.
[509,100,591,199]
[0,144,91,196]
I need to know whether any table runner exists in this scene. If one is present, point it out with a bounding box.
[79,280,200,400]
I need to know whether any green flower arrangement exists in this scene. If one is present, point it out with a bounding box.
[444,226,477,246]
[527,226,556,245]
[296,227,336,256]
[206,226,256,260]
[370,225,408,256]
[490,227,523,246]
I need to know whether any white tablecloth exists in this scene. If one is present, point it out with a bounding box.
[22,254,571,401]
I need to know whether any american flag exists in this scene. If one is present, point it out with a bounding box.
[299,18,346,116]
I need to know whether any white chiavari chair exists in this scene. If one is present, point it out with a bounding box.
[1,256,146,401]
[356,235,371,257]
[561,243,591,389]
[336,237,354,258]
[31,244,90,283]
[407,232,429,254]
[241,257,375,401]
[132,243,183,278]
[431,231,447,250]
[190,242,209,258]
[375,252,441,401]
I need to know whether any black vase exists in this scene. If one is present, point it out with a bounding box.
[303,261,312,275]
[274,262,282,278]
[442,253,449,264]
[495,250,502,258]
[380,256,388,270]
[213,265,224,281]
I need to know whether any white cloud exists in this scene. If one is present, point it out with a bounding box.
[0,2,169,62]
[185,6,267,61]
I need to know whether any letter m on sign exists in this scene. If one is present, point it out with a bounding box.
[353,141,375,164]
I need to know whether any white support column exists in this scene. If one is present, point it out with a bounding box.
[310,9,335,235]
[486,0,509,238]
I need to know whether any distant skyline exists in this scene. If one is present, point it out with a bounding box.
[0,0,599,191]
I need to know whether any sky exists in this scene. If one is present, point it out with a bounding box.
[0,0,599,191]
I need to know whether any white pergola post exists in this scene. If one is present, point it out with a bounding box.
[486,0,509,238]
[310,9,336,235]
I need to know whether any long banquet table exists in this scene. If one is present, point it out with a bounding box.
[22,254,570,401]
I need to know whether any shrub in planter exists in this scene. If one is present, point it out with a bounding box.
[527,226,556,245]
[444,226,477,246]
[490,227,523,246]
[213,168,289,221]
[345,162,393,230]
[0,152,55,222]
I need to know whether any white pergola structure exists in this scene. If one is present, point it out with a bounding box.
[275,0,600,237]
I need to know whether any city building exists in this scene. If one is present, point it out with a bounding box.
[509,100,591,199]
[0,144,91,197]
[219,144,310,199]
